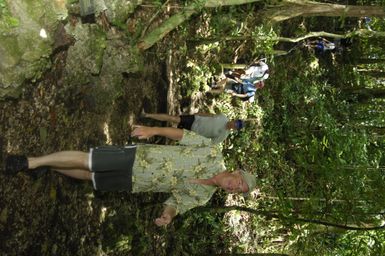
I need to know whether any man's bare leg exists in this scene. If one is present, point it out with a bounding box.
[26,151,91,180]
[28,151,89,170]
[209,87,225,94]
[53,168,92,180]
[208,78,227,94]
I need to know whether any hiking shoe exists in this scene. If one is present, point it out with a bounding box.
[5,155,28,175]
[208,77,218,88]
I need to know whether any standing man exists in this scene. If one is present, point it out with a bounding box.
[225,59,269,83]
[306,38,336,52]
[5,125,256,227]
[142,112,244,144]
[208,59,269,102]
[208,78,264,102]
[239,59,269,83]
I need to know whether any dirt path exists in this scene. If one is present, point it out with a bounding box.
[0,37,180,255]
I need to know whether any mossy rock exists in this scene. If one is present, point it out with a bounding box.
[105,0,142,27]
[64,23,107,85]
[0,0,67,98]
[98,34,143,91]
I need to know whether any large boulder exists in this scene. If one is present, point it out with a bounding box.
[0,0,67,98]
[63,23,143,91]
[104,0,142,26]
[64,23,107,85]
[98,35,143,92]
[0,0,144,99]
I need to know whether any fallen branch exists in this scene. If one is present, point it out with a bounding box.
[138,0,262,50]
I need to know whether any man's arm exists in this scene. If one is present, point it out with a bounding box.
[226,77,243,84]
[155,205,177,227]
[131,125,183,141]
[229,91,248,98]
[322,38,332,43]
[248,58,267,68]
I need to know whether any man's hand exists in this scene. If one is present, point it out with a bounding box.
[226,90,235,96]
[155,212,172,227]
[235,77,243,83]
[155,205,177,227]
[131,125,155,139]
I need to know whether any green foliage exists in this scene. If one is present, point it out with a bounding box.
[180,59,213,96]
[102,208,135,253]
[253,41,385,252]
[171,211,232,255]
[0,0,6,13]
[94,3,385,255]
[175,7,385,252]
[250,25,278,56]
[334,230,385,256]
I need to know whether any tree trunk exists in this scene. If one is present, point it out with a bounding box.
[357,70,385,78]
[261,195,366,204]
[360,125,385,136]
[138,0,261,50]
[137,8,196,50]
[354,59,385,65]
[266,0,385,23]
[221,63,248,70]
[139,0,385,49]
[189,30,385,46]
[189,31,346,44]
[345,88,385,101]
[193,206,385,230]
[204,0,261,7]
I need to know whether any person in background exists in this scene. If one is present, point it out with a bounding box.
[227,59,269,83]
[141,111,245,144]
[208,59,269,102]
[306,37,336,52]
[208,78,264,103]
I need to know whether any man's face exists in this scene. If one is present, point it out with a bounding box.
[217,171,249,193]
[255,81,264,89]
[227,121,237,130]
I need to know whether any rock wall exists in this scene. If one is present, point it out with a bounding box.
[0,0,143,99]
[0,0,67,98]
